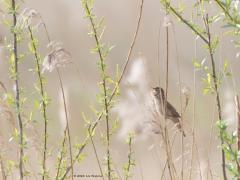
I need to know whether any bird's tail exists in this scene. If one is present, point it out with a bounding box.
[176,121,186,137]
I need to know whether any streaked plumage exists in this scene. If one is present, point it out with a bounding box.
[152,87,186,136]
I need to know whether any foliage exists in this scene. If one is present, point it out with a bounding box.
[217,120,240,177]
[1,0,240,179]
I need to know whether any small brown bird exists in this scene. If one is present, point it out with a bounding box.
[152,87,186,136]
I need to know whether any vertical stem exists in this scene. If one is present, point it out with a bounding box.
[157,20,161,87]
[60,0,144,177]
[165,24,173,180]
[171,16,185,180]
[204,15,227,180]
[83,2,111,178]
[54,72,74,180]
[189,32,197,180]
[106,104,111,180]
[89,130,105,180]
[189,36,202,180]
[159,1,227,179]
[235,95,240,177]
[163,7,175,179]
[56,69,74,180]
[11,0,24,179]
[40,19,74,179]
[126,136,133,180]
[164,22,172,179]
[28,27,48,179]
[55,130,67,179]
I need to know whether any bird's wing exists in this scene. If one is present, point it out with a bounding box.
[166,101,181,119]
[166,100,186,136]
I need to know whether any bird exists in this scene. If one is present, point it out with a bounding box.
[151,86,186,137]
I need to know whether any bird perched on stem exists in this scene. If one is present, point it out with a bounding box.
[152,86,186,137]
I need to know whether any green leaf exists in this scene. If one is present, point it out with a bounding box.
[216,120,228,131]
[193,60,201,69]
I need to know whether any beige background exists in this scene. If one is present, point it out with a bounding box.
[0,0,239,179]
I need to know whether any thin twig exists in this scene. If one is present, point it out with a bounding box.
[40,19,74,180]
[163,5,176,179]
[11,0,24,179]
[57,69,74,180]
[214,0,235,23]
[189,31,203,180]
[88,129,105,180]
[0,82,7,93]
[160,160,168,180]
[160,130,178,179]
[235,95,240,176]
[170,17,185,180]
[125,135,134,180]
[28,26,49,180]
[189,38,197,180]
[60,0,144,178]
[160,1,227,178]
[163,19,173,180]
[55,129,67,179]
[204,14,227,180]
[60,138,88,180]
[167,6,208,44]
[157,18,162,88]
[91,0,144,131]
[83,1,112,178]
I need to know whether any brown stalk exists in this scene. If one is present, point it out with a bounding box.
[56,69,74,180]
[0,82,7,93]
[164,25,174,180]
[189,38,203,180]
[170,19,185,180]
[40,19,74,179]
[88,129,105,180]
[161,5,176,179]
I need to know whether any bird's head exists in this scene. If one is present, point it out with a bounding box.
[152,87,165,97]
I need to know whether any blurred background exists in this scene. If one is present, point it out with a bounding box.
[0,0,240,179]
